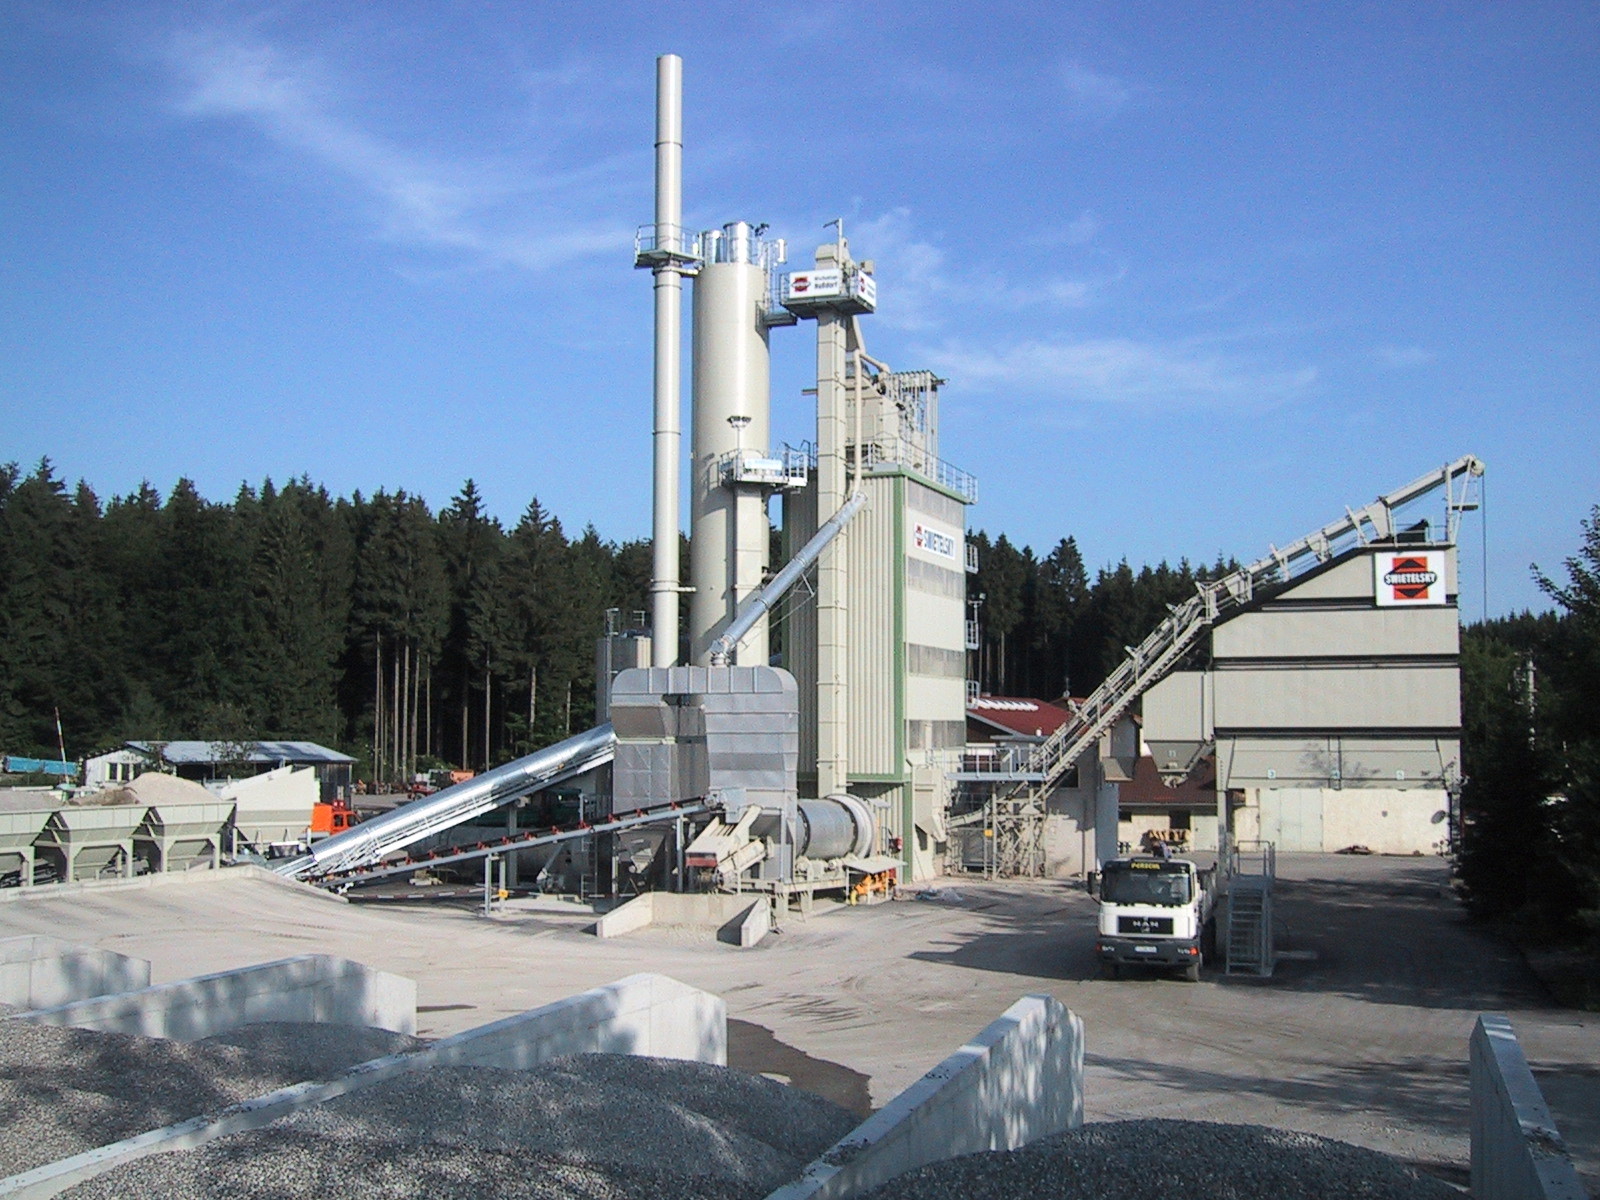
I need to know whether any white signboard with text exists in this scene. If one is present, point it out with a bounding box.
[912,520,961,564]
[1373,549,1447,606]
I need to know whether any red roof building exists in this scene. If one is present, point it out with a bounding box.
[965,695,1074,742]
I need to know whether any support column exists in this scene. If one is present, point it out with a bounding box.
[815,257,849,796]
[1094,761,1120,869]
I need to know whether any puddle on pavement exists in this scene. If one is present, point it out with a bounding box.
[728,1017,873,1118]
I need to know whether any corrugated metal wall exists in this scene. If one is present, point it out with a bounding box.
[780,467,971,881]
[846,474,902,775]
[784,484,820,775]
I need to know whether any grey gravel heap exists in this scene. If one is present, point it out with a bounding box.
[854,1119,1464,1200]
[60,1054,860,1200]
[196,1021,427,1085]
[0,1020,427,1177]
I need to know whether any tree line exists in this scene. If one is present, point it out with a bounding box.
[0,462,650,782]
[966,530,1236,700]
[1457,506,1600,981]
[0,461,1245,780]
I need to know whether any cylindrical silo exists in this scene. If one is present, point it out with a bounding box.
[690,222,772,665]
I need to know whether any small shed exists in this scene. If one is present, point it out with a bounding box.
[124,741,355,801]
[82,747,153,790]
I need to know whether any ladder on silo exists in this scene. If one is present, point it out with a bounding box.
[982,456,1485,878]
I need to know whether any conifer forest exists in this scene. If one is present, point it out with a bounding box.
[0,460,1231,781]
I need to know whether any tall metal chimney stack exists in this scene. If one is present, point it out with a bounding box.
[648,54,685,667]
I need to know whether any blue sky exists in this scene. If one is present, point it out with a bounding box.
[2,2,1595,618]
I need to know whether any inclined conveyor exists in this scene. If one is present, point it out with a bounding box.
[304,799,711,888]
[273,723,618,880]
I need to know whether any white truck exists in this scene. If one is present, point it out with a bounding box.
[1092,855,1217,981]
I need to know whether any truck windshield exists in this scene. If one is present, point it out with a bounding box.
[1101,862,1191,906]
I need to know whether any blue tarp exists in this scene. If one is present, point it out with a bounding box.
[3,756,77,778]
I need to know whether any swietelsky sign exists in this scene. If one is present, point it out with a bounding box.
[1373,550,1447,607]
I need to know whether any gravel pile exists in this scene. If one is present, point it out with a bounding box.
[60,1053,861,1199]
[196,1022,428,1083]
[855,1119,1464,1200]
[0,1020,428,1177]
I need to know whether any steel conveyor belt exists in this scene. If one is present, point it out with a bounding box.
[307,800,710,888]
[274,723,618,880]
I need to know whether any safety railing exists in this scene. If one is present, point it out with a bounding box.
[858,438,978,502]
[633,223,703,268]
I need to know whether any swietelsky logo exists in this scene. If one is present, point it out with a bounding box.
[1382,555,1438,601]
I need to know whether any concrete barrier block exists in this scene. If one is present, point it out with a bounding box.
[594,892,655,938]
[10,954,416,1040]
[0,936,151,1010]
[765,994,1083,1200]
[727,898,771,947]
[430,972,725,1068]
[596,891,762,943]
[1471,1013,1586,1200]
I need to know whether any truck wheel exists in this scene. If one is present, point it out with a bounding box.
[1184,959,1201,983]
[1101,962,1121,981]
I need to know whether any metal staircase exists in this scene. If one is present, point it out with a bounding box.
[1223,840,1276,976]
[1225,882,1271,974]
[981,456,1484,876]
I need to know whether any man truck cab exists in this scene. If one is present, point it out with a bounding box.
[1093,856,1216,981]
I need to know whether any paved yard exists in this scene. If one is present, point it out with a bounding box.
[2,853,1593,1191]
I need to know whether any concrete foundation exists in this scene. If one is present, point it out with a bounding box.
[11,954,416,1039]
[595,890,768,946]
[0,936,151,1010]
[1470,1013,1586,1200]
[0,972,724,1200]
[0,862,346,906]
[765,993,1084,1200]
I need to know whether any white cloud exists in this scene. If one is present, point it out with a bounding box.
[158,28,632,270]
[1065,211,1101,245]
[919,337,1318,410]
[1372,344,1436,368]
[1059,62,1135,121]
[848,207,1110,332]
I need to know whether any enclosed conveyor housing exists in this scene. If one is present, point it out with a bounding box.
[274,723,617,880]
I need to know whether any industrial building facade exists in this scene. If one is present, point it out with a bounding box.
[1143,544,1461,855]
[781,372,975,882]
